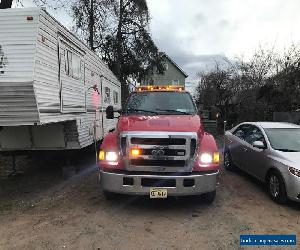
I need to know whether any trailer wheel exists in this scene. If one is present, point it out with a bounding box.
[201,190,216,203]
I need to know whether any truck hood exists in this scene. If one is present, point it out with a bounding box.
[117,115,203,134]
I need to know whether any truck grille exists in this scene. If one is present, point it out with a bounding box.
[131,159,186,167]
[131,138,186,145]
[120,132,198,172]
[190,138,197,157]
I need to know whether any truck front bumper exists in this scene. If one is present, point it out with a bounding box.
[100,170,219,196]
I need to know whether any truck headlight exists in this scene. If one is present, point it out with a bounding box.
[199,152,219,164]
[200,153,213,164]
[289,167,300,177]
[98,150,118,161]
[105,151,118,161]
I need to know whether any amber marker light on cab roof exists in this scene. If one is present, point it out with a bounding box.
[136,85,185,92]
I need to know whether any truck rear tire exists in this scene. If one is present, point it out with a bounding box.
[201,190,216,203]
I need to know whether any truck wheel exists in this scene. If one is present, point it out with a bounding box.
[103,190,117,200]
[267,171,287,204]
[202,190,216,203]
[224,150,235,171]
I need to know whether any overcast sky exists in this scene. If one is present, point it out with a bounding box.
[148,0,300,79]
[17,0,300,80]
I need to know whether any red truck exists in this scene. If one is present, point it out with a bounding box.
[98,85,220,202]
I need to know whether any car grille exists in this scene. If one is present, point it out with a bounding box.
[120,132,198,171]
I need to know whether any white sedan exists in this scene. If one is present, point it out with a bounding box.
[224,122,300,204]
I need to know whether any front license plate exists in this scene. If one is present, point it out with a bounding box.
[150,188,168,198]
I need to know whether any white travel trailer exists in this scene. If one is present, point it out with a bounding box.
[0,8,121,151]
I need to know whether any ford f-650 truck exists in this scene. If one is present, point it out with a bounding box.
[98,85,220,202]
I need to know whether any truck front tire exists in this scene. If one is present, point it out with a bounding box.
[103,190,117,200]
[201,190,216,203]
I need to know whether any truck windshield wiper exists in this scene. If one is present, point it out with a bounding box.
[125,108,158,115]
[276,148,299,152]
[155,109,193,115]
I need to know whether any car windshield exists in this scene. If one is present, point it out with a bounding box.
[264,128,300,152]
[124,91,197,115]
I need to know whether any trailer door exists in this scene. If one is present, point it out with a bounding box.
[58,38,85,113]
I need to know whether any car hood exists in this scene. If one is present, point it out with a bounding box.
[271,151,300,170]
[117,115,203,134]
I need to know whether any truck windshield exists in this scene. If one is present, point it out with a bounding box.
[125,91,197,115]
[264,128,300,152]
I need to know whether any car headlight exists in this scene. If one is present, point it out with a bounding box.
[99,150,118,162]
[289,167,300,177]
[199,152,219,164]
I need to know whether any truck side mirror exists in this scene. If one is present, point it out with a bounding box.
[106,105,114,119]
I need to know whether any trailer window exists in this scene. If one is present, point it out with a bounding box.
[113,91,118,104]
[104,87,111,103]
[72,54,81,79]
[65,50,71,75]
[65,50,82,79]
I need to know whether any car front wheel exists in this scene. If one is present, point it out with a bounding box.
[267,171,288,204]
[224,150,235,171]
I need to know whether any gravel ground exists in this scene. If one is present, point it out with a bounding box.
[0,147,299,250]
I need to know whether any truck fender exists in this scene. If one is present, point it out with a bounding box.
[199,132,219,153]
[193,132,220,171]
[99,131,124,170]
[100,131,119,151]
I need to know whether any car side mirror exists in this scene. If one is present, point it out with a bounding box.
[252,141,266,149]
[106,105,114,119]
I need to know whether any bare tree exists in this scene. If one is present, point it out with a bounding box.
[195,44,300,126]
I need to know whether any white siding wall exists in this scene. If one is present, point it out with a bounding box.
[0,8,121,149]
[0,9,39,126]
[34,12,60,114]
[35,10,121,148]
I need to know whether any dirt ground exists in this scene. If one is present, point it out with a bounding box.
[0,148,299,250]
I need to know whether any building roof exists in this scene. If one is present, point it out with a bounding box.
[160,52,188,78]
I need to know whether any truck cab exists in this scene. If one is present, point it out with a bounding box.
[98,86,219,202]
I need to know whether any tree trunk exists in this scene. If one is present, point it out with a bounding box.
[89,0,95,51]
[0,0,13,9]
[116,0,128,107]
